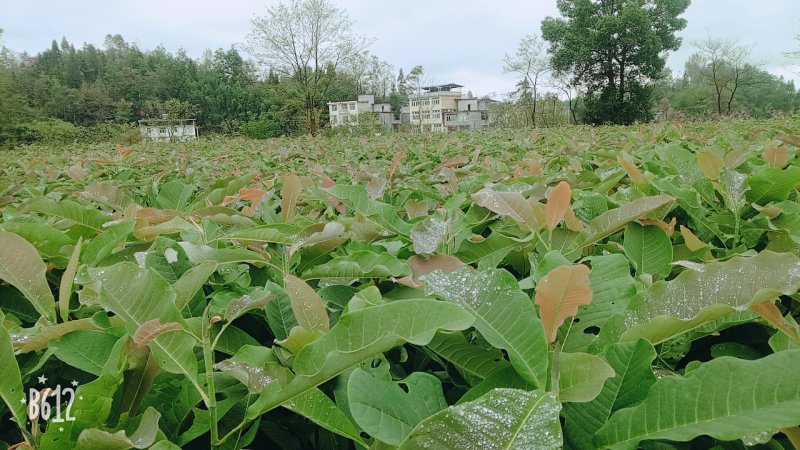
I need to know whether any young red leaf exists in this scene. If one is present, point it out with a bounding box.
[534,264,592,343]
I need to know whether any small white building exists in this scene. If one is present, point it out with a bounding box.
[138,116,198,142]
[327,95,398,131]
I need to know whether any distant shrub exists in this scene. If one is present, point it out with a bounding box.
[18,119,79,144]
[241,119,283,139]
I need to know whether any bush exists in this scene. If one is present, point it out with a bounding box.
[17,119,79,144]
[241,118,283,139]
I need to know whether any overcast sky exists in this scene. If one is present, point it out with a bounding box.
[2,0,799,97]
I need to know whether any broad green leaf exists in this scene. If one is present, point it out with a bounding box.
[264,283,297,341]
[220,345,368,447]
[623,223,673,277]
[747,165,800,205]
[326,184,412,236]
[0,221,74,262]
[472,189,539,231]
[534,264,592,343]
[583,195,674,244]
[302,250,410,280]
[172,261,217,310]
[622,251,800,344]
[563,340,657,449]
[23,197,110,231]
[398,388,562,450]
[0,312,26,433]
[82,221,135,266]
[0,229,56,324]
[60,236,82,322]
[560,254,637,353]
[177,242,265,264]
[284,274,329,332]
[246,299,474,418]
[426,331,510,379]
[52,329,120,376]
[348,369,447,445]
[596,350,800,449]
[410,215,448,254]
[76,406,161,449]
[220,224,298,245]
[557,351,615,403]
[156,180,196,211]
[425,268,549,387]
[90,263,201,397]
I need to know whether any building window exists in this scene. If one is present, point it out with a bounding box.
[432,110,441,119]
[432,98,440,105]
[331,104,338,112]
[159,127,167,134]
[349,103,356,111]
[412,111,420,120]
[422,111,431,120]
[411,99,419,107]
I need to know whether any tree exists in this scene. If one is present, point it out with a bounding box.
[245,0,373,133]
[541,0,690,125]
[504,34,549,127]
[405,65,428,131]
[693,37,761,116]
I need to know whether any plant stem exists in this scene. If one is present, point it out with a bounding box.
[201,306,219,448]
[780,427,800,449]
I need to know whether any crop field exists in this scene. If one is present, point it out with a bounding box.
[1,118,800,449]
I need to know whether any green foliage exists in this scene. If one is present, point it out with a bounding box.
[541,0,690,124]
[0,119,799,449]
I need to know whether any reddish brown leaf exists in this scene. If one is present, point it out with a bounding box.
[640,217,676,237]
[751,301,800,343]
[545,181,572,230]
[279,173,302,222]
[408,254,468,283]
[679,225,708,252]
[534,264,592,343]
[133,319,182,348]
[763,146,789,168]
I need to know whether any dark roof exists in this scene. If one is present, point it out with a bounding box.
[421,83,463,92]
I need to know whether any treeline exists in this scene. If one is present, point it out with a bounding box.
[0,30,402,145]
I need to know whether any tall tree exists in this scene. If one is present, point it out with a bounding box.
[541,0,690,125]
[245,0,373,133]
[504,34,549,127]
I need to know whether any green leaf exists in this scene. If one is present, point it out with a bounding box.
[558,351,615,403]
[246,299,474,418]
[177,242,266,264]
[76,406,161,449]
[82,221,136,266]
[563,340,658,449]
[302,250,410,280]
[595,350,800,449]
[284,274,329,332]
[747,165,800,205]
[622,251,800,344]
[411,215,448,254]
[398,388,562,450]
[326,184,412,236]
[172,261,217,310]
[51,330,120,376]
[0,312,26,434]
[425,268,549,387]
[455,232,518,267]
[90,263,202,399]
[623,223,673,277]
[426,331,510,380]
[348,369,447,445]
[584,195,674,244]
[24,197,111,231]
[156,180,196,211]
[472,189,540,231]
[0,229,56,324]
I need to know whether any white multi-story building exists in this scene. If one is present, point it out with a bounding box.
[138,115,197,142]
[327,95,397,131]
[408,83,493,132]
